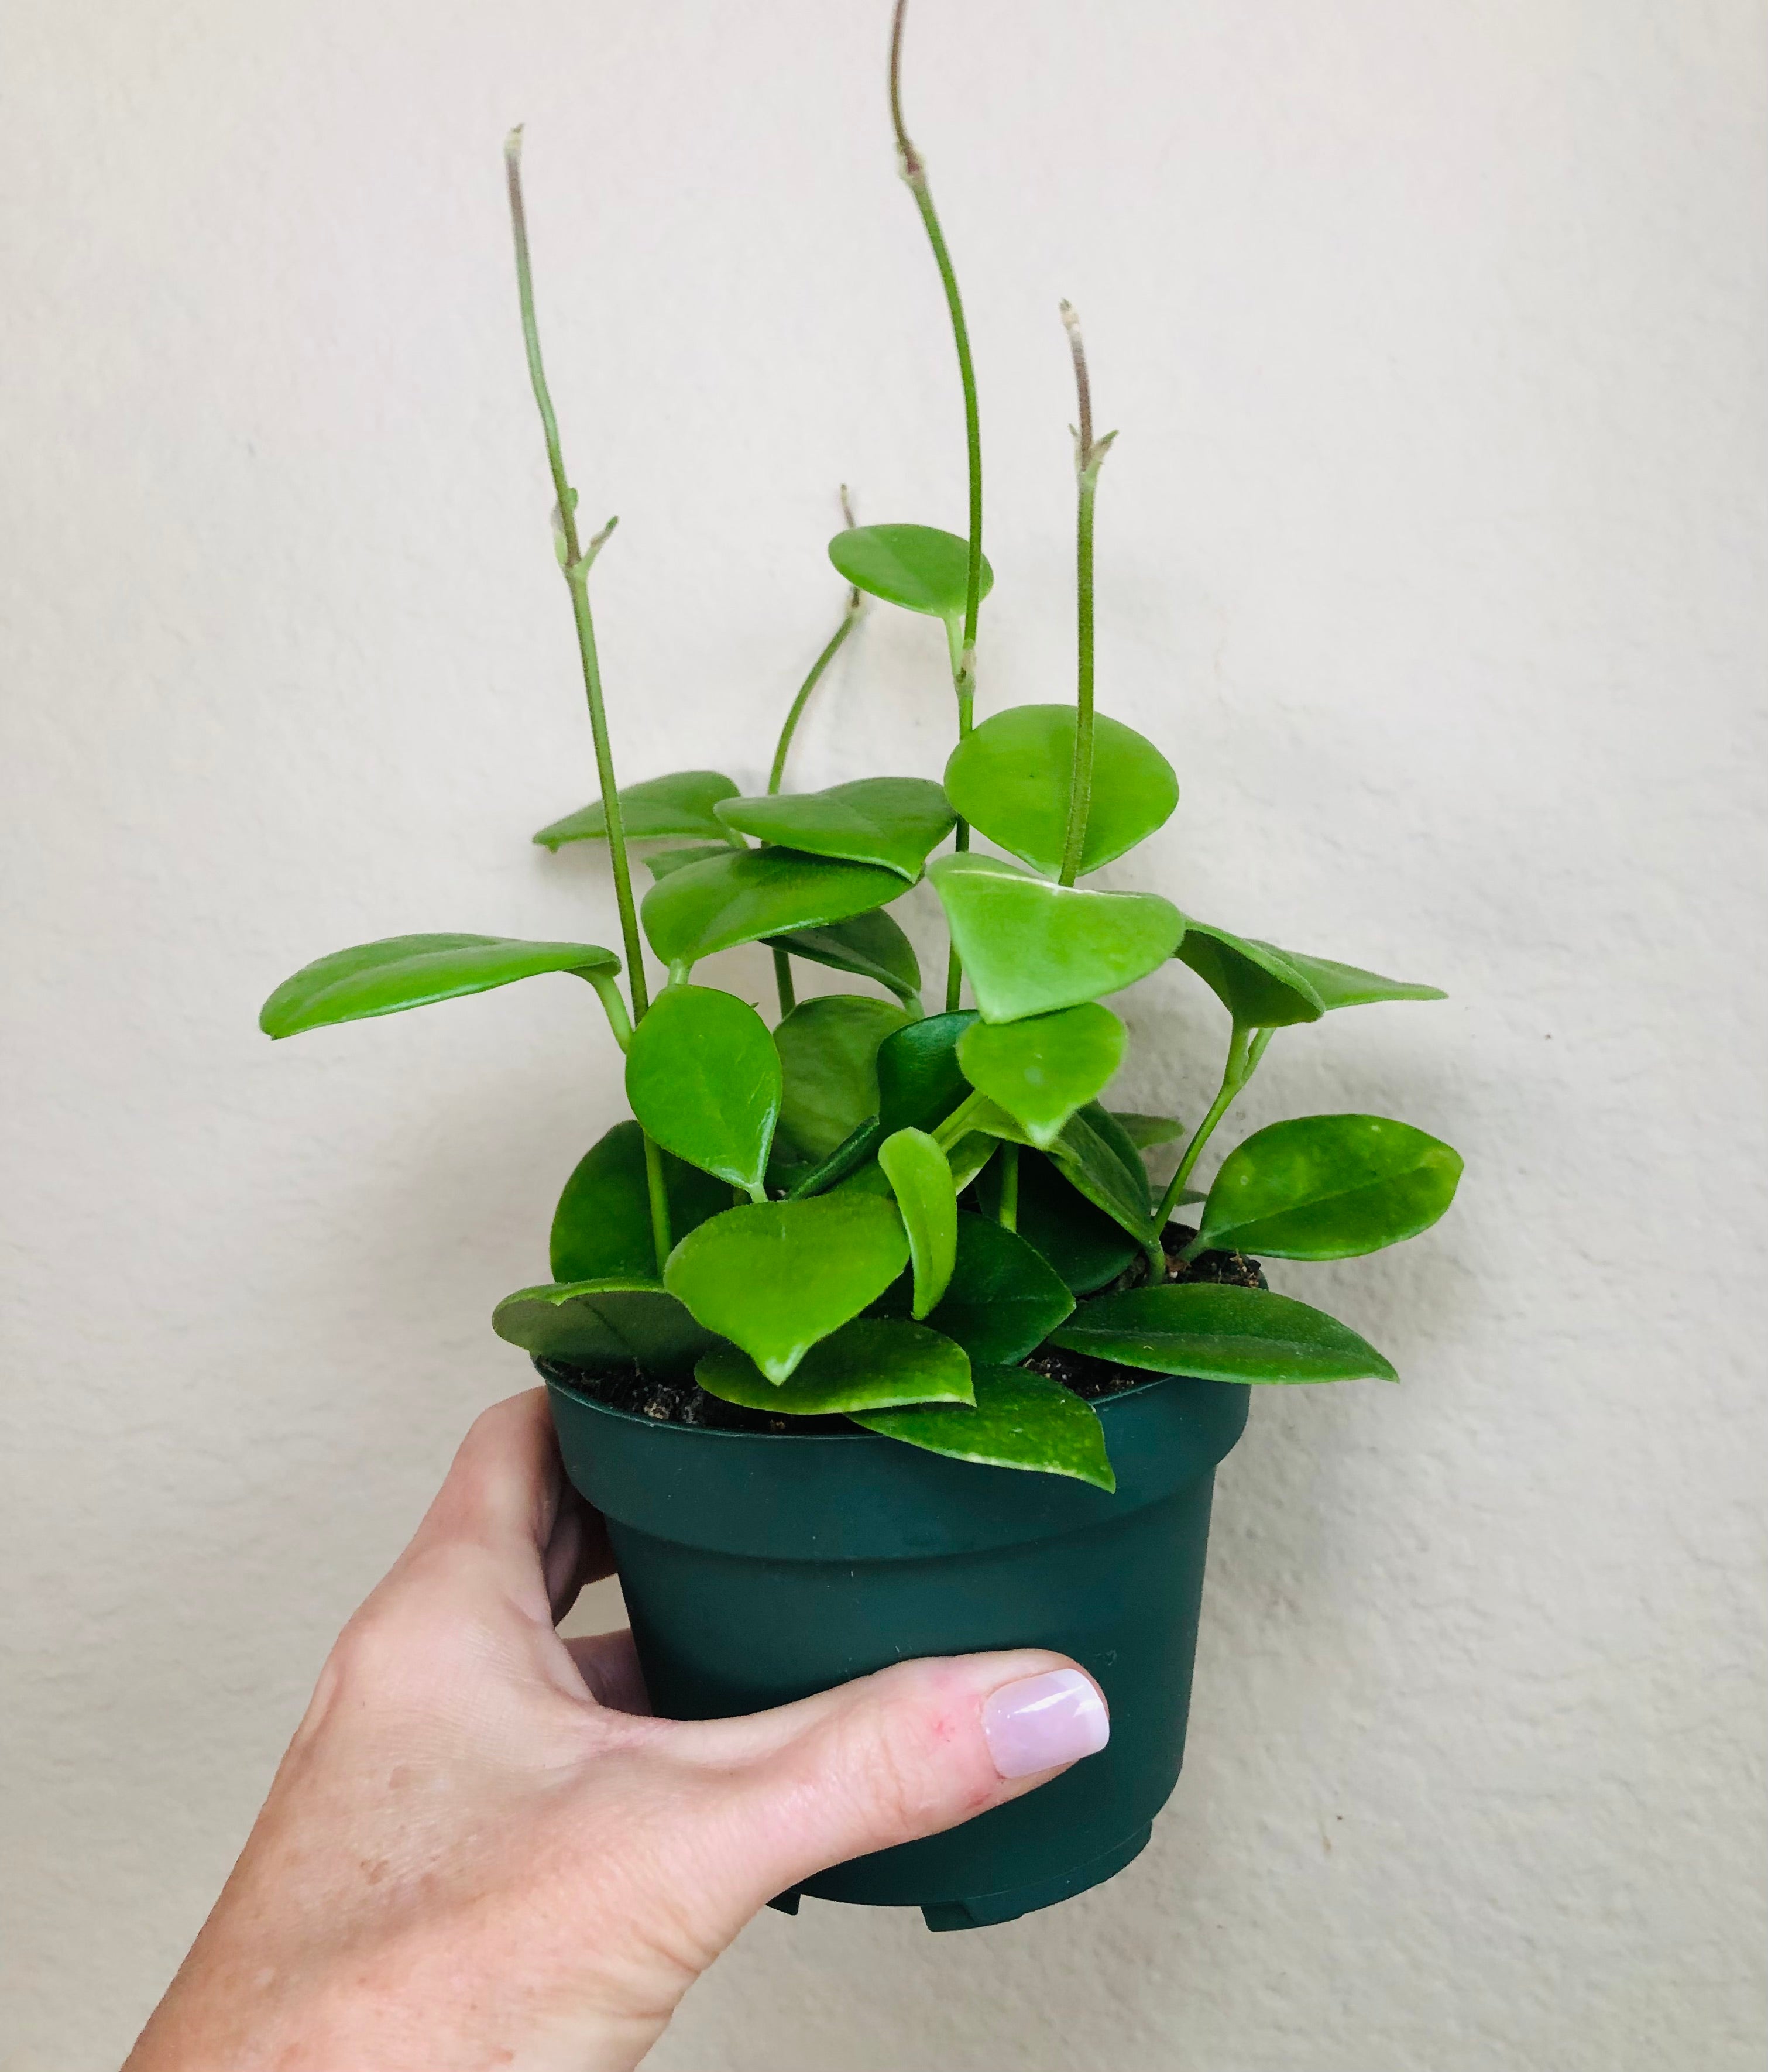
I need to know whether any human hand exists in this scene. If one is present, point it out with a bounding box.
[125,1389,1110,2071]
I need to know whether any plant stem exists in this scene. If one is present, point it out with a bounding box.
[771,948,797,1018]
[1056,303,1116,888]
[931,1089,988,1151]
[769,487,864,796]
[1155,1023,1275,1232]
[997,1140,1019,1231]
[641,1135,672,1267]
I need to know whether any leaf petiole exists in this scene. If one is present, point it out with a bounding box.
[1156,1023,1277,1239]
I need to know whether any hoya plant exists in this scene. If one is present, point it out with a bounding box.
[261,4,1460,1496]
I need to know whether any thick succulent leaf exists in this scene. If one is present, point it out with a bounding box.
[1269,946,1446,1011]
[906,1213,1076,1364]
[973,1152,1138,1294]
[1177,920,1446,1028]
[550,1121,733,1283]
[1052,1282,1398,1384]
[852,1366,1115,1491]
[533,771,740,850]
[1113,1112,1186,1150]
[642,849,905,971]
[775,996,911,1161]
[994,1102,1155,1250]
[929,854,1183,1024]
[828,523,994,621]
[716,778,955,881]
[943,705,1178,877]
[260,934,619,1039]
[492,1277,721,1378]
[644,843,733,881]
[664,1196,909,1383]
[957,1003,1125,1149]
[624,986,780,1196]
[877,1128,959,1318]
[1198,1114,1463,1259]
[876,1010,978,1133]
[697,1317,972,1415]
[765,908,922,1005]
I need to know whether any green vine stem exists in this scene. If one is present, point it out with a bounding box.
[1156,1024,1276,1236]
[997,1140,1019,1231]
[1056,303,1117,887]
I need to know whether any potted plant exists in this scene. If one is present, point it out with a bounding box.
[260,1,1461,1933]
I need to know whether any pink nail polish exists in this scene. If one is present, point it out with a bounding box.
[982,1669,1110,1779]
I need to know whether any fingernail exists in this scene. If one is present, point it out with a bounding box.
[982,1669,1110,1779]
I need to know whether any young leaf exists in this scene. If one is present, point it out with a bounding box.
[852,1366,1116,1491]
[929,853,1183,1024]
[828,523,994,622]
[876,1010,978,1133]
[664,1196,909,1383]
[644,843,733,881]
[944,705,1178,877]
[1198,1114,1463,1259]
[1113,1112,1185,1150]
[716,778,955,881]
[1176,920,1446,1027]
[492,1277,722,1377]
[764,908,922,1006]
[624,986,781,1197]
[877,1127,959,1318]
[533,770,740,850]
[775,996,911,1162]
[550,1121,732,1283]
[696,1317,973,1415]
[957,1003,1126,1149]
[973,1151,1139,1294]
[642,849,905,972]
[1051,1282,1398,1384]
[911,1213,1076,1364]
[260,934,619,1039]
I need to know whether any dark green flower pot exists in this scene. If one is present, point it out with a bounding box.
[544,1366,1249,1932]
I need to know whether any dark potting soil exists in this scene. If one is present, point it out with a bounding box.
[537,1223,1266,1436]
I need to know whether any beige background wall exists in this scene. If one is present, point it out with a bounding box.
[4,1,1764,2066]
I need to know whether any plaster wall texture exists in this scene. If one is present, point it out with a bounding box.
[3,1,1764,2066]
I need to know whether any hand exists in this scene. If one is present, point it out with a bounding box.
[126,1390,1110,2071]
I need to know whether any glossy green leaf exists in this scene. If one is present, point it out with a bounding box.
[1112,1112,1186,1150]
[717,778,954,881]
[957,1003,1125,1149]
[624,986,781,1196]
[852,1366,1115,1491]
[946,1133,1000,1197]
[1198,1113,1463,1259]
[492,1277,722,1377]
[550,1121,733,1284]
[828,523,994,622]
[697,1317,972,1415]
[533,771,740,850]
[645,843,732,881]
[643,849,905,972]
[973,1152,1138,1294]
[775,996,911,1162]
[992,1102,1152,1250]
[1273,947,1447,1012]
[876,1010,977,1133]
[764,908,923,1006]
[1176,920,1446,1028]
[877,1128,958,1318]
[664,1195,909,1383]
[929,854,1184,1024]
[944,705,1179,877]
[911,1213,1076,1364]
[1051,1282,1398,1384]
[260,934,619,1039]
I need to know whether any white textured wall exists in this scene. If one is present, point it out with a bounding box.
[3,1,1764,2066]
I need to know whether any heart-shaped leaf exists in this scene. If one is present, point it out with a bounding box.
[1198,1114,1463,1258]
[764,908,922,1006]
[642,849,906,972]
[775,996,911,1161]
[852,1366,1115,1490]
[624,986,781,1196]
[929,854,1183,1024]
[902,1213,1076,1364]
[1052,1282,1397,1384]
[877,1128,958,1317]
[717,778,955,881]
[664,1195,909,1383]
[533,771,741,850]
[876,1010,978,1132]
[828,523,994,621]
[645,843,733,881]
[550,1121,733,1283]
[944,705,1178,877]
[1112,1112,1185,1150]
[1176,920,1446,1028]
[957,1003,1126,1149]
[260,934,619,1039]
[973,1152,1139,1294]
[696,1317,973,1415]
[492,1277,722,1377]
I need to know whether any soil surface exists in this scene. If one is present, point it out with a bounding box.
[540,1223,1265,1435]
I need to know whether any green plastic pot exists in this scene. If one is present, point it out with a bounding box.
[544,1364,1249,1932]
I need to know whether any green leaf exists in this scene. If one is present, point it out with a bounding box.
[1051,1282,1398,1384]
[877,1128,959,1318]
[973,1152,1138,1294]
[775,996,912,1162]
[696,1316,973,1414]
[876,1010,978,1132]
[852,1366,1115,1490]
[664,1195,909,1383]
[828,523,994,622]
[259,934,619,1039]
[1271,947,1447,1012]
[533,771,741,850]
[643,849,905,972]
[624,985,781,1196]
[1176,920,1446,1028]
[645,843,733,881]
[765,907,922,1006]
[957,1003,1125,1150]
[1003,1102,1152,1248]
[716,778,954,881]
[550,1121,733,1283]
[1198,1114,1463,1259]
[944,705,1178,877]
[929,854,1184,1024]
[492,1277,722,1377]
[909,1213,1076,1364]
[1112,1112,1185,1150]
